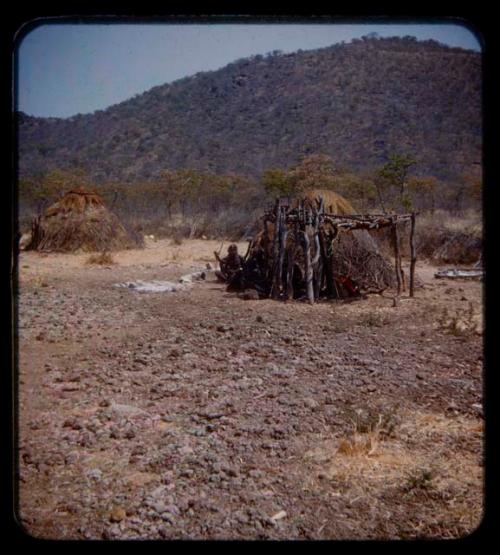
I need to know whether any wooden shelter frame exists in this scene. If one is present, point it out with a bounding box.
[262,197,417,304]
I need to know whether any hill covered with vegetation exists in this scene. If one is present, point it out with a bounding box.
[17,36,481,185]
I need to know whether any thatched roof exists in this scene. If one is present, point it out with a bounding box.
[43,187,105,217]
[298,188,356,215]
[27,188,143,253]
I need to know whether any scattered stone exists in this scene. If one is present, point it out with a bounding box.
[109,506,126,523]
[239,289,260,301]
[303,398,319,410]
[86,468,103,481]
[111,403,147,417]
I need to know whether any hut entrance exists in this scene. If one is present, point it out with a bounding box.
[216,196,417,303]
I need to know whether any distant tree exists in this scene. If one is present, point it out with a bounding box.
[376,153,417,212]
[408,175,439,213]
[25,169,91,214]
[262,168,296,197]
[334,172,377,212]
[289,153,337,192]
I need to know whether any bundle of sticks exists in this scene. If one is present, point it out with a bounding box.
[216,197,417,303]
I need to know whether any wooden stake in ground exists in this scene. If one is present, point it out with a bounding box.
[270,203,282,299]
[285,231,295,301]
[409,212,417,297]
[392,223,402,296]
[301,229,314,305]
[276,208,288,297]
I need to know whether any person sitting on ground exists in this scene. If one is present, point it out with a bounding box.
[215,244,245,283]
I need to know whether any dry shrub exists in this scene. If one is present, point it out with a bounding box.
[404,467,435,492]
[436,302,481,336]
[86,251,116,265]
[337,430,380,457]
[415,210,482,265]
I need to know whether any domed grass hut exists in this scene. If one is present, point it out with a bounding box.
[26,188,144,253]
[218,189,416,301]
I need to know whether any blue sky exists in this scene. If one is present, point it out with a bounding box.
[15,21,481,118]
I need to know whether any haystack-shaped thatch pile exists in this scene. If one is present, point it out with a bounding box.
[26,188,143,252]
[217,190,416,302]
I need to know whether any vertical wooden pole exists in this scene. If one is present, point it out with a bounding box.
[285,232,295,301]
[409,212,417,297]
[270,206,284,299]
[312,232,322,300]
[392,223,402,296]
[277,211,288,296]
[311,204,322,301]
[302,230,314,304]
[319,229,333,298]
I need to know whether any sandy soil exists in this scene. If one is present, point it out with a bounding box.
[15,238,484,540]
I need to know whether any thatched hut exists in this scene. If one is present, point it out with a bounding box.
[26,188,143,252]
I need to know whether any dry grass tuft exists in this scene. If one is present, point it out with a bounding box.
[436,302,481,336]
[358,310,389,328]
[303,405,483,538]
[85,251,116,266]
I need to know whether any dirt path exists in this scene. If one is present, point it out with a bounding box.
[15,240,484,540]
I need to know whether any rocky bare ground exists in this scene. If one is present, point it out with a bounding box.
[15,239,484,540]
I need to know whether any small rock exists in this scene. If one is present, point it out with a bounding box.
[270,510,287,521]
[65,452,79,465]
[239,289,260,301]
[164,504,180,516]
[109,506,126,523]
[158,526,170,538]
[86,468,103,481]
[303,398,319,410]
[62,418,82,430]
